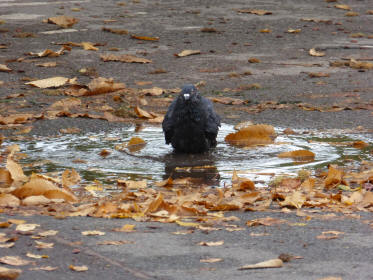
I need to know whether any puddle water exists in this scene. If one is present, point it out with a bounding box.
[5,124,373,189]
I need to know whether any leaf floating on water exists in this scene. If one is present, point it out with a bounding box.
[225,124,276,147]
[278,150,315,161]
[126,137,146,152]
[239,258,283,270]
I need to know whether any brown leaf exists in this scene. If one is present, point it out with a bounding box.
[210,97,246,105]
[317,231,344,240]
[175,50,201,57]
[324,165,344,188]
[101,54,152,63]
[308,72,330,78]
[279,191,306,209]
[225,124,276,147]
[81,230,105,236]
[27,46,70,57]
[35,241,54,249]
[141,87,164,96]
[239,258,283,270]
[36,62,57,67]
[131,34,159,41]
[349,59,373,70]
[198,240,224,246]
[345,11,359,16]
[0,114,34,125]
[22,195,51,206]
[86,77,125,95]
[102,27,129,35]
[134,106,155,119]
[248,57,261,63]
[278,150,315,161]
[47,15,79,28]
[126,137,146,152]
[0,266,22,279]
[237,9,272,15]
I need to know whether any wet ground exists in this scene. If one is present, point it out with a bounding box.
[1,0,373,279]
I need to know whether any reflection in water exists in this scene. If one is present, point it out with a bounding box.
[4,124,372,189]
[163,152,220,186]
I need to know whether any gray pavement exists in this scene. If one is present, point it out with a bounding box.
[1,0,373,279]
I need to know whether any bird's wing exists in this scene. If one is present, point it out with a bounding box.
[162,98,177,143]
[203,97,221,134]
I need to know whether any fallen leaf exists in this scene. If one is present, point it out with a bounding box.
[335,4,351,10]
[308,72,330,78]
[126,137,146,152]
[278,150,315,161]
[225,124,276,147]
[46,15,79,28]
[247,217,287,227]
[260,28,271,33]
[86,77,125,95]
[36,62,57,67]
[134,106,155,119]
[0,194,20,208]
[317,231,344,240]
[324,165,344,188]
[22,196,51,206]
[309,48,325,57]
[200,258,223,263]
[239,258,283,270]
[15,223,39,232]
[0,256,30,266]
[101,54,152,63]
[141,87,164,96]
[237,9,272,15]
[26,253,48,259]
[27,46,70,57]
[35,241,54,249]
[175,50,201,57]
[81,42,98,51]
[102,27,129,35]
[96,240,134,245]
[287,29,301,33]
[81,230,105,236]
[345,11,359,16]
[248,57,261,63]
[198,240,224,246]
[26,77,69,88]
[112,224,136,232]
[279,191,306,209]
[131,34,159,41]
[69,265,88,272]
[38,230,58,237]
[0,64,12,72]
[0,266,22,279]
[29,266,57,271]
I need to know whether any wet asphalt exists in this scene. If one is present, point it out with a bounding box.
[1,0,373,279]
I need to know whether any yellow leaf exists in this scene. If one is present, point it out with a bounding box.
[101,53,152,63]
[81,230,105,236]
[131,34,159,41]
[175,220,200,227]
[0,256,30,266]
[0,64,12,72]
[324,165,344,188]
[0,266,22,279]
[198,240,224,246]
[81,42,98,51]
[279,191,306,209]
[334,4,351,10]
[0,194,20,208]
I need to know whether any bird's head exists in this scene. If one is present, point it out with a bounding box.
[180,84,199,103]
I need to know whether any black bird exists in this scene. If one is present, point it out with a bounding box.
[162,84,221,153]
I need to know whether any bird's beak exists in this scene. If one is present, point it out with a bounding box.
[183,93,190,100]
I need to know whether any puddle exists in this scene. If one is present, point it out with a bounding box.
[5,124,372,189]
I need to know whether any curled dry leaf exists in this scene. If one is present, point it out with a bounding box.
[308,72,330,78]
[237,9,272,15]
[335,4,351,10]
[198,240,224,246]
[279,191,306,209]
[26,77,70,89]
[175,50,201,57]
[225,124,276,147]
[101,54,152,63]
[35,241,54,249]
[22,195,51,206]
[81,230,105,236]
[0,256,30,266]
[87,77,125,95]
[131,34,159,41]
[317,230,344,240]
[134,106,155,119]
[0,64,12,72]
[46,15,79,28]
[247,217,287,227]
[102,27,129,35]
[345,11,359,16]
[239,258,283,270]
[278,150,315,161]
[36,62,57,67]
[287,28,301,33]
[309,48,325,57]
[0,114,34,125]
[6,157,28,183]
[69,265,88,272]
[81,42,98,51]
[12,174,77,202]
[16,223,39,232]
[26,253,49,259]
[141,87,164,96]
[0,266,22,279]
[324,165,344,188]
[0,194,20,208]
[27,46,70,57]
